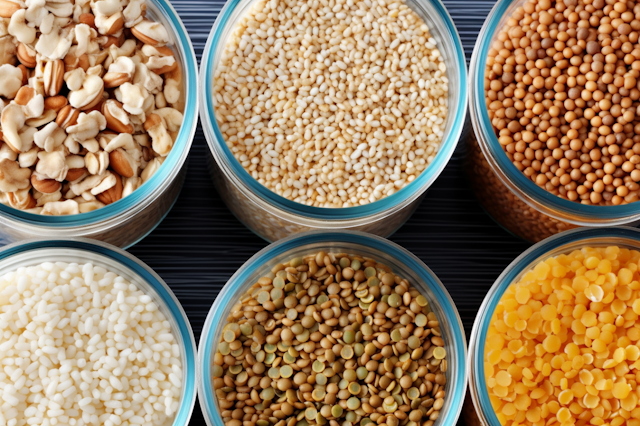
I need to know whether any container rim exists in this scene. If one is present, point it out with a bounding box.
[0,0,198,228]
[197,229,468,426]
[467,226,640,426]
[0,237,198,426]
[469,0,640,225]
[199,0,468,221]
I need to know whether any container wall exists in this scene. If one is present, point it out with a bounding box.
[207,154,423,242]
[465,130,575,243]
[0,165,187,248]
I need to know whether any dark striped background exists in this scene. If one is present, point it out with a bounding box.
[126,0,529,424]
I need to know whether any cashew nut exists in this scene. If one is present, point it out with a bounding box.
[0,64,24,98]
[0,158,31,192]
[0,103,26,152]
[66,111,106,142]
[41,199,78,215]
[34,121,66,152]
[35,150,68,181]
[8,9,36,44]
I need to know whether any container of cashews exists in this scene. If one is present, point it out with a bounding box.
[0,0,198,248]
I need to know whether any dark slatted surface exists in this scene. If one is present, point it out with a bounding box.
[126,0,530,424]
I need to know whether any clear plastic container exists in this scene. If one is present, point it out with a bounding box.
[198,230,468,426]
[199,0,468,242]
[0,0,198,248]
[467,0,640,243]
[466,226,640,425]
[0,238,198,426]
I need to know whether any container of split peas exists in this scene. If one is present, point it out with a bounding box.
[198,230,468,426]
[468,0,640,243]
[468,226,640,426]
[199,0,467,242]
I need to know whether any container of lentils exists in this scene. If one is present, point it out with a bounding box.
[0,238,197,426]
[468,226,640,426]
[199,0,467,242]
[468,0,640,242]
[198,230,467,426]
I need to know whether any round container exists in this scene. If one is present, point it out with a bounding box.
[198,230,468,426]
[467,226,640,425]
[0,1,198,249]
[467,0,640,243]
[199,0,467,242]
[0,238,198,426]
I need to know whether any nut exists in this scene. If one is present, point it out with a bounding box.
[131,20,168,46]
[102,99,133,134]
[66,111,107,142]
[144,113,172,156]
[17,43,36,68]
[14,86,35,106]
[25,109,56,128]
[0,0,21,18]
[0,36,16,66]
[78,12,97,29]
[7,188,36,209]
[33,122,66,152]
[68,72,104,111]
[0,64,24,99]
[31,174,62,193]
[35,150,68,182]
[0,158,31,192]
[0,103,26,152]
[8,9,36,45]
[44,95,68,112]
[103,56,135,88]
[85,150,109,175]
[65,167,87,182]
[55,105,80,129]
[43,59,65,97]
[95,171,122,204]
[109,148,135,177]
[41,199,79,215]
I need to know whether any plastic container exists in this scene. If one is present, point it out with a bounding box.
[467,226,640,425]
[0,0,198,249]
[198,230,468,426]
[0,237,198,426]
[199,0,468,242]
[467,0,640,244]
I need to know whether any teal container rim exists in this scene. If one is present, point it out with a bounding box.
[197,230,468,426]
[468,226,640,426]
[199,0,468,221]
[470,0,640,223]
[0,0,198,227]
[0,237,198,426]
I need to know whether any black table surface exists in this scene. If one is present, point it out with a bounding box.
[125,0,528,424]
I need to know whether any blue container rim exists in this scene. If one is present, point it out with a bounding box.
[199,0,468,221]
[471,0,640,222]
[0,0,198,227]
[0,237,198,426]
[197,230,468,426]
[468,226,640,426]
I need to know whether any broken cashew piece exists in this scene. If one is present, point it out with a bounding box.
[0,103,26,152]
[68,73,104,110]
[0,64,25,99]
[0,158,31,192]
[144,113,173,157]
[131,19,168,45]
[41,199,79,215]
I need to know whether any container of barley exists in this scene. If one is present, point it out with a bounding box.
[468,0,640,243]
[0,237,197,425]
[0,0,198,247]
[198,230,468,426]
[199,0,467,242]
[468,226,640,426]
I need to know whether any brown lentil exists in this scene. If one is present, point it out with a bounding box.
[486,0,640,206]
[212,252,447,426]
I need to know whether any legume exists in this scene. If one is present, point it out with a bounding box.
[486,0,640,205]
[485,245,640,426]
[213,251,447,426]
[0,261,183,425]
[213,0,448,207]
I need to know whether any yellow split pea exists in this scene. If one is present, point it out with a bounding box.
[485,246,640,426]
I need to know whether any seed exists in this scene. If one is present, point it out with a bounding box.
[343,369,357,382]
[416,296,428,307]
[415,314,427,327]
[364,267,377,278]
[348,382,361,395]
[343,330,355,344]
[273,276,285,289]
[341,345,354,359]
[391,329,402,342]
[305,408,317,421]
[223,330,236,342]
[316,373,327,385]
[212,365,223,378]
[388,294,401,308]
[433,347,446,360]
[280,365,293,378]
[331,405,343,418]
[313,360,325,373]
[347,397,361,410]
